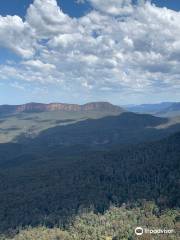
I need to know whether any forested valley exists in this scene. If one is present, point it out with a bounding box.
[0,126,179,239]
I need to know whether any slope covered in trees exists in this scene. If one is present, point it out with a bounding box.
[0,102,123,144]
[1,202,179,240]
[0,132,179,233]
[15,112,180,146]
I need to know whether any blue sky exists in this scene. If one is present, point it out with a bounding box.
[0,0,180,105]
[0,0,91,18]
[0,0,180,17]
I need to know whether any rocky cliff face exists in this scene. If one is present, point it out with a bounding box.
[0,102,123,116]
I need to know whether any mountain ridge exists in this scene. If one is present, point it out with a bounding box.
[157,102,180,116]
[0,102,123,116]
[125,102,180,117]
[125,102,175,114]
[16,112,179,147]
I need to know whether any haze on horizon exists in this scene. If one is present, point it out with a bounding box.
[0,0,180,105]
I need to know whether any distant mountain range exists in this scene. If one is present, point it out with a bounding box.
[0,102,123,117]
[157,102,180,117]
[125,102,180,117]
[0,102,125,143]
[1,101,180,144]
[1,101,180,118]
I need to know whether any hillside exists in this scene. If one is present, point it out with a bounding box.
[157,102,180,117]
[0,132,179,232]
[16,112,180,147]
[0,102,123,143]
[2,203,179,240]
[125,102,173,114]
[0,103,180,236]
[1,102,180,145]
[126,102,180,118]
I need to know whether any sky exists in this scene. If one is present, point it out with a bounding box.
[0,0,180,105]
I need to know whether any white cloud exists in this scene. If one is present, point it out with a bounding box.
[0,0,180,103]
[26,0,77,38]
[22,59,56,71]
[0,15,35,58]
[76,0,86,4]
[87,0,134,16]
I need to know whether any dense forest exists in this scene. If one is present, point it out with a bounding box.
[0,106,179,239]
[0,131,179,236]
[0,202,179,239]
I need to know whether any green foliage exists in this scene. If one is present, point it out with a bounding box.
[0,111,180,237]
[1,203,179,240]
[0,132,179,233]
[0,227,70,240]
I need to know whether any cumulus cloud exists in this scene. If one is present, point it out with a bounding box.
[87,0,134,16]
[22,59,56,71]
[0,15,35,58]
[26,0,77,38]
[0,0,180,103]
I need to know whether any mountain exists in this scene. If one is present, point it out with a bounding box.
[2,112,180,168]
[0,102,124,143]
[157,102,180,117]
[2,101,180,145]
[0,102,123,117]
[125,102,174,115]
[16,112,180,147]
[0,131,179,232]
[125,102,180,118]
[1,112,180,168]
[0,102,180,234]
